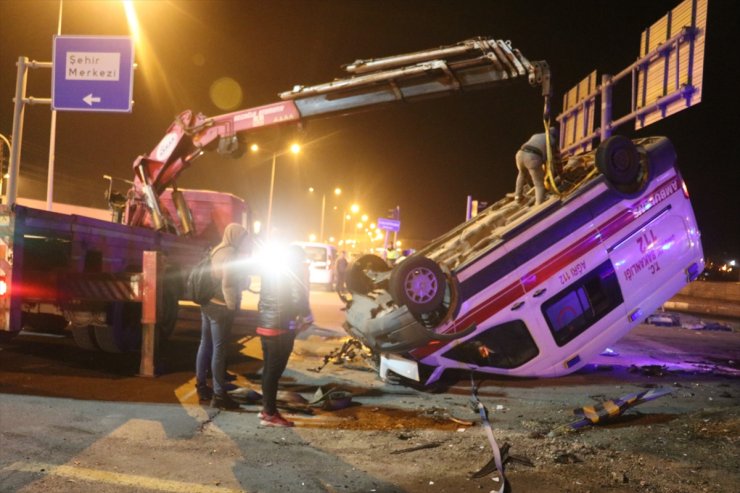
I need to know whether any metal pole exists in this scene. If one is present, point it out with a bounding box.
[0,134,10,201]
[7,57,30,206]
[600,74,613,141]
[319,193,326,241]
[139,250,161,377]
[266,151,277,240]
[46,0,63,211]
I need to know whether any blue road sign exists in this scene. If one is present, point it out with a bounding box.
[52,35,134,112]
[377,217,401,232]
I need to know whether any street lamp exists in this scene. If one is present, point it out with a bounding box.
[250,142,300,239]
[341,203,360,244]
[308,186,341,242]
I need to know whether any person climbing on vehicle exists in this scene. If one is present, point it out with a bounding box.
[256,245,313,427]
[514,126,559,205]
[195,223,251,410]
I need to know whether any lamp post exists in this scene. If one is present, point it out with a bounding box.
[251,142,300,240]
[340,203,360,245]
[309,186,341,242]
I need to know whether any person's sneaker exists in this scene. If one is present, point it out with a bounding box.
[197,385,213,402]
[259,412,294,427]
[211,394,241,410]
[224,371,238,382]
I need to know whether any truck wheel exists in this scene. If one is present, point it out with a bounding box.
[157,272,181,341]
[346,254,389,294]
[71,325,98,351]
[596,135,650,196]
[389,256,446,316]
[94,302,142,353]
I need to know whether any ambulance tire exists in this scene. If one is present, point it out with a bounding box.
[390,256,446,317]
[596,135,650,196]
[346,254,389,295]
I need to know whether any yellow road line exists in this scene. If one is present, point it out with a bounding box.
[4,461,246,493]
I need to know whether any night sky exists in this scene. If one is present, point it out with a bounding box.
[0,1,737,258]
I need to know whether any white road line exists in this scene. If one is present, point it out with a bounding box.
[4,461,246,493]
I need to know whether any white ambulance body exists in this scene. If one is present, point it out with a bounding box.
[343,136,704,385]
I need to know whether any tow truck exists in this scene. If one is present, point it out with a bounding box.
[0,36,551,351]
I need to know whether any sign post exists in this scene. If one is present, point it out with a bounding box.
[52,35,134,113]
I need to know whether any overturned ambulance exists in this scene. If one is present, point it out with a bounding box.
[341,0,708,385]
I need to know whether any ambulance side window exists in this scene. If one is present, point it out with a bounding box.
[542,260,623,347]
[441,320,539,369]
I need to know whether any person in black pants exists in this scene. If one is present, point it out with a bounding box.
[256,245,313,427]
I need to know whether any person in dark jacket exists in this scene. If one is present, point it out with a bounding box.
[256,245,313,427]
[195,223,249,410]
[334,250,348,293]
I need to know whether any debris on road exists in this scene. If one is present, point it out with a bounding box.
[550,387,673,435]
[309,338,370,373]
[309,387,354,410]
[390,441,444,455]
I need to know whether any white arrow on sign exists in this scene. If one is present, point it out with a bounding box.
[82,93,102,106]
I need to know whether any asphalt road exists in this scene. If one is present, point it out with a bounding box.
[0,291,738,492]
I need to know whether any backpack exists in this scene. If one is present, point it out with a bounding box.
[185,249,216,306]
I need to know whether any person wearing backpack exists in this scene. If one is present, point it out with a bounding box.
[195,223,250,410]
[256,244,313,427]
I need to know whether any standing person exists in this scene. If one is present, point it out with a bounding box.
[195,223,249,410]
[334,250,348,293]
[256,245,313,427]
[514,127,558,205]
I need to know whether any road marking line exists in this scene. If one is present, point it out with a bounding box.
[4,461,246,493]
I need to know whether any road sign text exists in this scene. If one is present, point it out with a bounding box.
[66,52,120,81]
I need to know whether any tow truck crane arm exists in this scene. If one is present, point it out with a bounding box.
[125,37,550,232]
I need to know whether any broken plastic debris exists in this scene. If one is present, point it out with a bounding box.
[550,387,673,434]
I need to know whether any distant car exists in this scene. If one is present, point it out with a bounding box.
[292,242,337,290]
[342,136,705,386]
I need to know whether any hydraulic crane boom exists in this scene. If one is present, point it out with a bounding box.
[125,37,550,232]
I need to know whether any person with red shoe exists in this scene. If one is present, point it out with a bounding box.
[255,245,313,427]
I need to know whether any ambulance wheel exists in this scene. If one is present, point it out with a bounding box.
[346,254,389,295]
[596,135,650,196]
[390,256,446,316]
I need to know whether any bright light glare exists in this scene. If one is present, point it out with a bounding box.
[123,1,141,44]
[334,188,342,196]
[290,143,301,154]
[252,241,288,274]
[350,204,360,213]
[361,214,368,222]
[309,233,317,242]
[252,220,262,235]
[250,143,259,152]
